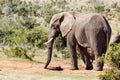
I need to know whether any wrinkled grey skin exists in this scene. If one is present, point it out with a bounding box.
[44,12,112,71]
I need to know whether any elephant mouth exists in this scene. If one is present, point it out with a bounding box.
[44,38,53,45]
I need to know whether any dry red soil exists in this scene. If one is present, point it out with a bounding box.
[0,60,109,77]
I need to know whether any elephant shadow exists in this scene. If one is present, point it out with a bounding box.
[46,66,63,71]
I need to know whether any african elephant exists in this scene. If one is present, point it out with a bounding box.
[44,11,112,71]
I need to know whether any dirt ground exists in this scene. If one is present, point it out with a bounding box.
[0,59,108,77]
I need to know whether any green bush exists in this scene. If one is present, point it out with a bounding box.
[0,30,5,41]
[86,0,105,13]
[26,27,48,48]
[99,44,120,80]
[11,46,27,58]
[55,37,66,51]
[3,45,33,60]
[94,5,105,13]
[106,44,120,69]
[61,48,70,59]
[99,68,120,80]
[0,16,27,46]
[38,2,63,23]
[4,45,27,58]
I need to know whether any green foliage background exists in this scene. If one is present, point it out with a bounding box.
[0,0,120,49]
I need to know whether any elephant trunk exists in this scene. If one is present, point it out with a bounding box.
[44,36,55,69]
[44,27,59,69]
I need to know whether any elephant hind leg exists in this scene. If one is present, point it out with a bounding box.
[78,45,93,70]
[95,46,107,71]
[96,61,104,71]
[93,47,105,71]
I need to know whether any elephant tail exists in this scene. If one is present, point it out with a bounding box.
[102,16,112,50]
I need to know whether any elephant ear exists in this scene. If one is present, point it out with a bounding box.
[59,12,75,37]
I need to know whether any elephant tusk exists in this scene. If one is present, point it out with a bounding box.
[44,38,53,45]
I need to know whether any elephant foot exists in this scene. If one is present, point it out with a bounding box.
[85,65,93,70]
[44,66,48,69]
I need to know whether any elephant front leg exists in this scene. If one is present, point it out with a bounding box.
[67,40,78,70]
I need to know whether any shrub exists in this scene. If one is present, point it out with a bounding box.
[11,46,27,58]
[61,48,70,59]
[4,45,27,58]
[99,68,120,80]
[86,0,105,13]
[53,53,58,58]
[55,37,66,51]
[0,16,27,46]
[26,27,48,48]
[94,5,105,13]
[0,30,5,42]
[106,44,120,69]
[99,44,120,80]
[38,2,62,23]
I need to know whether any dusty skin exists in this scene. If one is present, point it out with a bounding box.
[0,60,109,77]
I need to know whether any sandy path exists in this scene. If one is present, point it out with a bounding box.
[0,60,106,77]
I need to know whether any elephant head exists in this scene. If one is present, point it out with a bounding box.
[44,12,75,69]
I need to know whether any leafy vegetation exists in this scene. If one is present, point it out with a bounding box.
[106,44,120,69]
[26,27,48,47]
[61,48,70,59]
[99,68,120,80]
[99,44,120,80]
